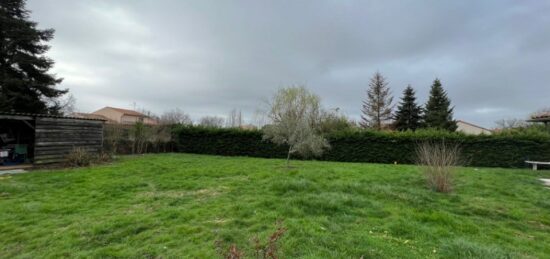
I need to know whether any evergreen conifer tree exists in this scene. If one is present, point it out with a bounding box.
[394,85,423,131]
[0,0,66,114]
[424,79,457,131]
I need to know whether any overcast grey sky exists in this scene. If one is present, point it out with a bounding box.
[28,0,550,128]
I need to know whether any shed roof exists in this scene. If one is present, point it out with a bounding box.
[0,112,106,121]
[528,112,550,122]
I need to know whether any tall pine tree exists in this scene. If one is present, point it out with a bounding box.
[424,79,457,131]
[360,72,394,130]
[394,85,423,131]
[0,0,66,114]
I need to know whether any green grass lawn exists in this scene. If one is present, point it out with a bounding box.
[1,154,549,258]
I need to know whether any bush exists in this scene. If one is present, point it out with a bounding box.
[66,148,94,167]
[174,127,550,168]
[416,141,461,192]
[66,149,113,167]
[103,123,176,155]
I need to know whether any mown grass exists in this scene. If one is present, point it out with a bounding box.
[0,153,549,258]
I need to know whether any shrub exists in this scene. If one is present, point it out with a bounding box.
[416,141,461,192]
[66,148,94,167]
[215,222,287,259]
[174,126,550,168]
[96,152,113,163]
[66,149,113,167]
[103,123,176,155]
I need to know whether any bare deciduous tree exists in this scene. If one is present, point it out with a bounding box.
[103,124,125,154]
[226,108,243,128]
[199,116,225,128]
[262,86,329,167]
[160,108,193,125]
[360,72,394,130]
[494,118,527,129]
[60,93,77,115]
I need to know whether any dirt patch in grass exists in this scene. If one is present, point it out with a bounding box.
[139,187,227,199]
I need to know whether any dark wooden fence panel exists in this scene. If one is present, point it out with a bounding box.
[34,118,104,164]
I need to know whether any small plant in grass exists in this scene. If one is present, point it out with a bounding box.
[66,147,94,167]
[216,222,287,259]
[416,141,461,193]
[95,151,113,163]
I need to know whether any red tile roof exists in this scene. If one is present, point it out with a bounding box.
[104,107,147,117]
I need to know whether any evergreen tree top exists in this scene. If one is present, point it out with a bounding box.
[0,0,66,114]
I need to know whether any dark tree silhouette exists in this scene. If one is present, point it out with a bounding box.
[394,85,423,131]
[424,79,457,131]
[0,0,66,114]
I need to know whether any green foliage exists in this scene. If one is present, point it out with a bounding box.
[175,126,550,168]
[394,85,423,131]
[424,79,457,131]
[0,0,67,114]
[1,154,549,258]
[262,86,329,165]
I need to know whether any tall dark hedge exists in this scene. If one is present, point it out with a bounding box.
[174,126,550,168]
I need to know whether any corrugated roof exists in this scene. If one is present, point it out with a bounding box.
[0,112,106,121]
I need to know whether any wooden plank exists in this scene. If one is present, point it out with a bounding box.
[35,145,102,152]
[34,158,66,164]
[35,126,103,131]
[36,130,103,135]
[36,119,103,127]
[36,135,103,142]
[0,115,33,120]
[35,148,100,156]
[35,141,103,147]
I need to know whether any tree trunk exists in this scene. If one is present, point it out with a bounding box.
[286,146,292,168]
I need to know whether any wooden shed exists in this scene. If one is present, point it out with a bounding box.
[0,112,105,166]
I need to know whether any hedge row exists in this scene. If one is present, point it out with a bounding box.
[174,127,550,168]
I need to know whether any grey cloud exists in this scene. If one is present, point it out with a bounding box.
[28,0,550,127]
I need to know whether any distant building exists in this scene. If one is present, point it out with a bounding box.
[456,120,492,135]
[527,111,550,127]
[73,107,158,125]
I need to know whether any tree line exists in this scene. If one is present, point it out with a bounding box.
[361,72,457,132]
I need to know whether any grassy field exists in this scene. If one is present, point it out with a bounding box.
[1,154,549,258]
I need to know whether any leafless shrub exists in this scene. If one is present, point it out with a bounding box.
[416,141,461,193]
[252,223,287,259]
[216,222,287,259]
[103,124,125,154]
[66,147,94,167]
[96,151,113,163]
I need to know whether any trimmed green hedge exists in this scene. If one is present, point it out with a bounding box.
[174,127,550,168]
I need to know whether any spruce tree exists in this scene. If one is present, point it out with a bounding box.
[360,72,394,130]
[0,0,66,114]
[394,85,423,131]
[424,79,457,131]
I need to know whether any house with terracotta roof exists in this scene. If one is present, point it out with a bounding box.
[90,107,158,125]
[456,120,492,135]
